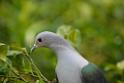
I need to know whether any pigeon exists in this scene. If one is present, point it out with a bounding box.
[31,31,108,83]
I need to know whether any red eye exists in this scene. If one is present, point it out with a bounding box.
[38,38,42,42]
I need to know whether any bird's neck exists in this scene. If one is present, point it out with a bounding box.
[50,44,74,55]
[54,45,75,59]
[50,45,88,67]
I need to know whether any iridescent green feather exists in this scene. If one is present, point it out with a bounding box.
[81,63,108,83]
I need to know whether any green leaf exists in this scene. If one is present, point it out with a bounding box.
[117,60,124,70]
[7,47,33,73]
[7,50,22,56]
[0,60,9,75]
[57,25,82,49]
[0,43,9,62]
[36,80,45,83]
[22,56,32,73]
[8,52,32,73]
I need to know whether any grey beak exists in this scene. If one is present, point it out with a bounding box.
[31,44,37,53]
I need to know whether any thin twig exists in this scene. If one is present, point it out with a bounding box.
[22,48,50,83]
[3,78,8,83]
[6,62,29,83]
[0,75,20,79]
[0,75,28,83]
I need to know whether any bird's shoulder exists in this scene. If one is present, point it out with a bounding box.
[81,63,108,83]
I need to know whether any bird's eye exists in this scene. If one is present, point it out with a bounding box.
[38,38,42,42]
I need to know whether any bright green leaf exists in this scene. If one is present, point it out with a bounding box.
[57,25,82,49]
[0,43,9,62]
[36,80,45,83]
[117,60,124,70]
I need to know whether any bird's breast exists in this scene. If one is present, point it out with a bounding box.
[55,48,88,83]
[56,59,83,83]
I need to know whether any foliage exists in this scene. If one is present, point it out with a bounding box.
[0,43,49,83]
[0,0,124,83]
[57,25,124,83]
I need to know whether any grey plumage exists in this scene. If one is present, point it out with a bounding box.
[55,63,108,83]
[32,31,108,83]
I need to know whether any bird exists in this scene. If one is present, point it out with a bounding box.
[31,31,108,83]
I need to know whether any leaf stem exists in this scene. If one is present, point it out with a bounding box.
[22,48,50,83]
[6,61,29,83]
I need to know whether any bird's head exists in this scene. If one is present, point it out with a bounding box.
[31,31,71,52]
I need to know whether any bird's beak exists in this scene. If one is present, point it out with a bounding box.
[31,44,37,53]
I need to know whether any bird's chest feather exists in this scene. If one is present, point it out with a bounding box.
[56,59,83,83]
[55,48,88,83]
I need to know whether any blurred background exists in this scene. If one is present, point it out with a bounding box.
[0,0,124,82]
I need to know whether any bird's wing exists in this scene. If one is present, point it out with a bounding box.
[81,63,108,83]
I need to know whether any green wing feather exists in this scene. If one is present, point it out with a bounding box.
[81,63,108,83]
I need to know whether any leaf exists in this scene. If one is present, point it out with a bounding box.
[117,60,124,70]
[57,25,82,49]
[0,60,9,75]
[22,56,32,73]
[0,43,9,62]
[8,52,32,73]
[7,50,22,56]
[36,80,45,83]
